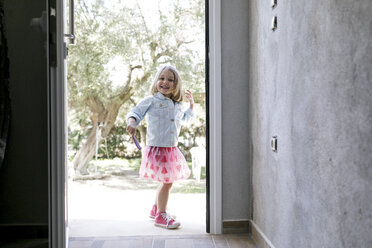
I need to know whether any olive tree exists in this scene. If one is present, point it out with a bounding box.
[68,0,205,175]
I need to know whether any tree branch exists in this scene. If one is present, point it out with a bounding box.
[129,97,137,106]
[84,95,104,113]
[127,64,142,86]
[84,95,106,122]
[135,0,151,41]
[117,64,142,101]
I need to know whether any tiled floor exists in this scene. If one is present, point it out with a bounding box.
[67,172,257,247]
[69,234,257,248]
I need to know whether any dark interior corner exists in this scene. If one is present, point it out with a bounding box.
[0,0,11,171]
[0,1,49,246]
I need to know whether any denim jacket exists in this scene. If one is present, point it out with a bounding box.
[126,92,194,147]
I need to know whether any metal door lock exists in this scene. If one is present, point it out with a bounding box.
[271,0,277,8]
[271,136,278,152]
[271,16,278,31]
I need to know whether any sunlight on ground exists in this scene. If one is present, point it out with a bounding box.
[68,158,206,237]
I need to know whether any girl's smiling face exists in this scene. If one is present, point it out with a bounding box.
[156,69,175,97]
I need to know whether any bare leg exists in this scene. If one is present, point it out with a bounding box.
[155,183,162,206]
[156,182,173,212]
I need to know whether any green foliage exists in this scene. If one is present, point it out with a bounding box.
[67,0,115,111]
[178,113,206,160]
[67,0,205,158]
[127,157,142,171]
[97,125,141,159]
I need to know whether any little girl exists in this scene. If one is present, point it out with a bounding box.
[126,65,194,229]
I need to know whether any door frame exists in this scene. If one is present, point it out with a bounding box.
[50,0,223,246]
[207,0,222,235]
[49,0,68,247]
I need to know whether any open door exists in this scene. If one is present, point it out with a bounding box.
[48,0,69,247]
[48,0,222,246]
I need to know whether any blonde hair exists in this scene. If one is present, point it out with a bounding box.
[150,65,183,102]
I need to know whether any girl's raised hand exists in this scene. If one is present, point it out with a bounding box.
[185,90,194,110]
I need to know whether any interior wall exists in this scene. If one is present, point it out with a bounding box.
[221,0,252,221]
[0,0,48,225]
[248,0,372,247]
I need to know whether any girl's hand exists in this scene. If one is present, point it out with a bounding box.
[185,90,194,110]
[126,118,137,137]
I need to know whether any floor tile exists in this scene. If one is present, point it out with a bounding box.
[101,240,131,248]
[225,236,256,248]
[69,240,94,248]
[152,239,165,248]
[90,240,105,248]
[212,235,229,248]
[102,239,153,248]
[192,237,215,248]
[130,239,153,248]
[165,238,193,248]
[69,234,257,248]
[69,237,95,241]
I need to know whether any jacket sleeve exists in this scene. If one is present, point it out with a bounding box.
[126,96,153,126]
[181,107,194,123]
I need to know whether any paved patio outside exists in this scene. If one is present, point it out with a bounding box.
[68,176,206,237]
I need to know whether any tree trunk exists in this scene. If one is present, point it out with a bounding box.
[72,63,156,175]
[73,123,100,175]
[73,93,132,175]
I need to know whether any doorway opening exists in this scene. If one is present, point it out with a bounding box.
[65,0,207,237]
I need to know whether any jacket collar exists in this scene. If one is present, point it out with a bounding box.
[154,92,170,101]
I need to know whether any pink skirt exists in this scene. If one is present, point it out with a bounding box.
[139,146,190,183]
